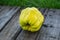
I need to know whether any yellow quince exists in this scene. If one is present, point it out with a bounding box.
[19,7,44,32]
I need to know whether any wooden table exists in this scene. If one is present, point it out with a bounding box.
[0,6,60,40]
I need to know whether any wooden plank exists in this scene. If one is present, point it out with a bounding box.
[0,6,20,31]
[36,9,60,40]
[0,9,21,40]
[0,6,6,12]
[16,8,48,40]
[0,7,13,18]
[0,6,12,31]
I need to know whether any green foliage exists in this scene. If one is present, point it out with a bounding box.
[0,0,60,8]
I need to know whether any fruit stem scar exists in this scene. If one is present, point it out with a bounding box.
[26,23,30,26]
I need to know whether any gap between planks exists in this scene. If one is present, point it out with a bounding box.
[0,7,22,40]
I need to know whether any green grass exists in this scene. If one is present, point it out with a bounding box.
[0,0,60,8]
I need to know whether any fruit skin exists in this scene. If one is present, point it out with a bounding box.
[19,7,44,32]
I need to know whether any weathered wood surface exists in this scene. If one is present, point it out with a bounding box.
[0,6,20,31]
[0,6,60,40]
[0,6,21,40]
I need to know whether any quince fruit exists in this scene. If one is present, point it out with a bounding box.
[19,7,44,32]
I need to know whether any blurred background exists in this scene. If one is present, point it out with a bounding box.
[0,0,60,8]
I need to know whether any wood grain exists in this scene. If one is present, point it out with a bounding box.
[0,6,20,31]
[0,7,21,40]
[0,6,60,40]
